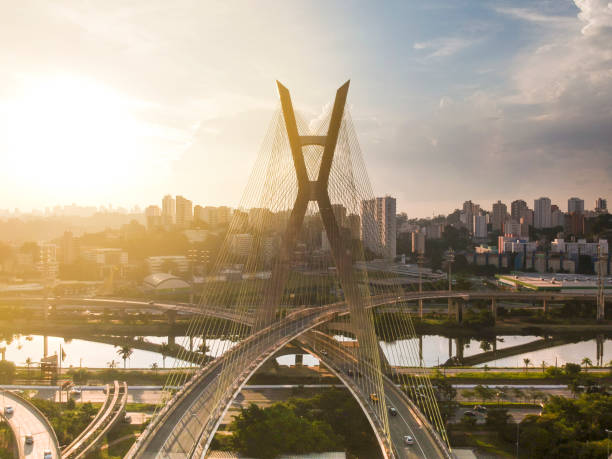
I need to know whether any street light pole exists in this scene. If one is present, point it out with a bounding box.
[417,253,425,318]
[446,248,455,319]
[516,421,520,458]
[605,428,612,458]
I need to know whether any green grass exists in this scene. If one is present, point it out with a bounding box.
[125,403,157,412]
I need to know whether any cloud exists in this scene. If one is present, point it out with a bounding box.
[413,37,479,57]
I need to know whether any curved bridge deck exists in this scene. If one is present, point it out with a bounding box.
[62,381,128,459]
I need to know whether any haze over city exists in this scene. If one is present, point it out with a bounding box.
[1,2,611,459]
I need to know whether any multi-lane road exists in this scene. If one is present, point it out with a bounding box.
[1,390,60,459]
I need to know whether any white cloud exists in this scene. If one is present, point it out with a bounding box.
[413,37,479,58]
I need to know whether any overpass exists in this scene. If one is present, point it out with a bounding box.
[62,381,128,459]
[297,330,450,459]
[0,389,61,459]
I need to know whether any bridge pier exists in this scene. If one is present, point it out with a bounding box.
[295,353,303,367]
[543,299,548,315]
[596,335,604,366]
[448,338,452,360]
[490,298,497,324]
[419,335,423,365]
[456,300,463,323]
[455,337,464,362]
[168,335,175,346]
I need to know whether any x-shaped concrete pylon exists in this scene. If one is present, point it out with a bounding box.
[257,81,357,328]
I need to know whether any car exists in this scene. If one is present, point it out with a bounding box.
[463,410,477,417]
[388,406,398,416]
[473,405,487,413]
[404,435,414,445]
[370,393,379,403]
[70,388,82,397]
[25,433,33,445]
[4,406,13,415]
[43,449,53,459]
[123,414,132,423]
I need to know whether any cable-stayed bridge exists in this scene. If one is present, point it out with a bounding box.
[127,81,454,458]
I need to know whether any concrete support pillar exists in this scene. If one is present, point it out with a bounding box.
[448,298,453,318]
[543,299,548,315]
[44,335,48,358]
[419,298,423,319]
[295,354,303,367]
[596,335,604,367]
[455,337,464,362]
[448,338,452,360]
[189,336,194,352]
[168,334,175,346]
[419,335,423,365]
[167,310,177,326]
[456,301,463,323]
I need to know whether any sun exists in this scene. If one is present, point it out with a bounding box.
[0,74,160,204]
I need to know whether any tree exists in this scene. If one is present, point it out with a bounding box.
[151,362,159,374]
[0,360,16,383]
[581,357,593,372]
[564,362,582,377]
[159,343,170,369]
[25,357,33,379]
[116,345,133,369]
[474,384,494,403]
[523,358,532,372]
[486,408,511,428]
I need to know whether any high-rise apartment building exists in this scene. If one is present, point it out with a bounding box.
[510,200,528,222]
[595,198,608,214]
[472,215,487,239]
[568,197,584,214]
[162,195,175,226]
[360,196,397,259]
[491,200,507,232]
[534,197,552,229]
[551,204,564,228]
[175,196,193,228]
[145,205,162,229]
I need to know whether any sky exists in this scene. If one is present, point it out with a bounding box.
[0,0,611,217]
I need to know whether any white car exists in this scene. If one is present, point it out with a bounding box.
[43,449,53,459]
[4,406,13,415]
[404,435,414,446]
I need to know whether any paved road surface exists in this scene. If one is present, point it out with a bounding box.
[1,390,61,459]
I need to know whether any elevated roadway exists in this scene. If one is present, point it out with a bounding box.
[298,330,450,459]
[0,390,61,459]
[62,380,128,459]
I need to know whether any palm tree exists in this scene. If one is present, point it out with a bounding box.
[581,357,593,372]
[107,360,117,369]
[523,358,531,372]
[25,357,33,379]
[151,362,159,375]
[116,345,133,369]
[159,343,170,369]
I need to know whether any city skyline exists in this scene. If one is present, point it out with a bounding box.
[1,1,610,217]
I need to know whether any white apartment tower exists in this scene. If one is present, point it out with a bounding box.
[162,195,175,225]
[360,196,397,259]
[534,197,552,229]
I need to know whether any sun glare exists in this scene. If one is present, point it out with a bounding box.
[0,75,158,200]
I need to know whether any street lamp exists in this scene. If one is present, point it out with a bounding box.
[606,428,612,458]
[417,253,425,318]
[516,421,520,458]
[445,248,455,318]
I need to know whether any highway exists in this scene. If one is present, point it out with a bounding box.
[1,390,61,459]
[129,306,346,458]
[299,331,446,459]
